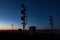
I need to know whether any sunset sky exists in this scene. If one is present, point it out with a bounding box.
[0,0,60,30]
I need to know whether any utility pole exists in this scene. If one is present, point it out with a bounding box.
[49,16,54,33]
[21,4,27,30]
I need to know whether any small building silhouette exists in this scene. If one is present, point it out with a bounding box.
[29,26,36,35]
[18,28,22,32]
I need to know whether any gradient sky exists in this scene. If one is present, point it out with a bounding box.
[0,0,60,30]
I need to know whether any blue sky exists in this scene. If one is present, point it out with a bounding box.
[0,0,60,30]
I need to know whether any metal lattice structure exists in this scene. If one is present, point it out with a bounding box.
[49,16,54,33]
[21,4,27,30]
[11,24,13,30]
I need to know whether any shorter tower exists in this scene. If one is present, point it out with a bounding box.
[49,16,54,33]
[11,24,13,30]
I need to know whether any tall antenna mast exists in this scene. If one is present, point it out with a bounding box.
[21,4,27,30]
[49,16,54,33]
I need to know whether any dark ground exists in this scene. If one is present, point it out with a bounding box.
[0,32,60,40]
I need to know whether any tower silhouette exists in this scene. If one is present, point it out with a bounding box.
[11,24,13,30]
[21,4,27,30]
[49,16,54,33]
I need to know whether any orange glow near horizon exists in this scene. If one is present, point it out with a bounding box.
[0,26,22,30]
[0,27,20,30]
[0,26,29,30]
[0,28,29,30]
